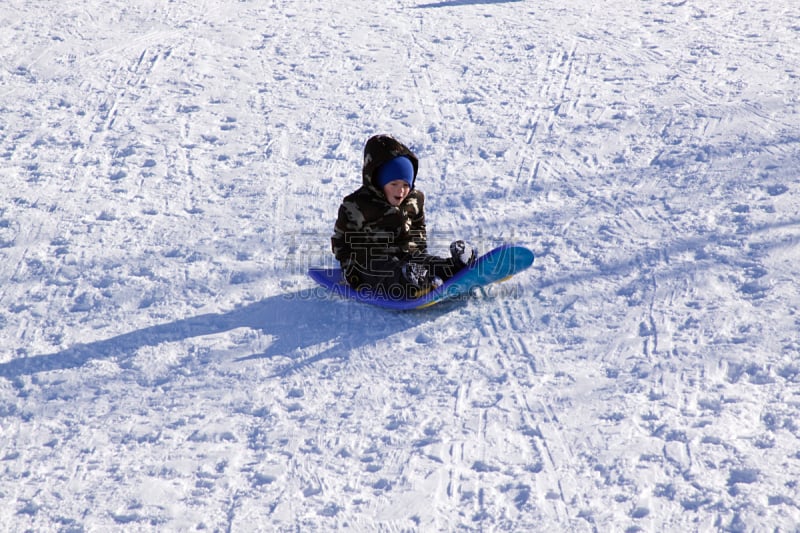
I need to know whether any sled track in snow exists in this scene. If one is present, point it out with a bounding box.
[2,0,800,530]
[474,295,579,526]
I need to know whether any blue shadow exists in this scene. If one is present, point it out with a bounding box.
[0,289,456,380]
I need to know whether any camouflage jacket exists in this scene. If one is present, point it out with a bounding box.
[331,135,427,286]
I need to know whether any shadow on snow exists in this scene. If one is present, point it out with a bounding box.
[3,217,794,380]
[0,289,458,380]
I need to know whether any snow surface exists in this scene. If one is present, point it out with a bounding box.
[1,0,799,530]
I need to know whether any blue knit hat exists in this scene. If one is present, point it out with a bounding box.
[375,156,414,190]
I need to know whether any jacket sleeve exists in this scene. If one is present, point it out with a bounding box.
[331,203,353,263]
[331,199,364,285]
[410,190,427,254]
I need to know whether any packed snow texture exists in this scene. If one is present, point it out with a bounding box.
[2,0,799,530]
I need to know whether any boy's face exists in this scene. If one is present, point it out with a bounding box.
[383,180,411,206]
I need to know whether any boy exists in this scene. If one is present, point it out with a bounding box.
[331,134,476,298]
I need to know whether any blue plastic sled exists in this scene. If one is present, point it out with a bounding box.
[308,244,535,310]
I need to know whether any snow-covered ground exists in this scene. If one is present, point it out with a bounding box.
[2,0,799,530]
